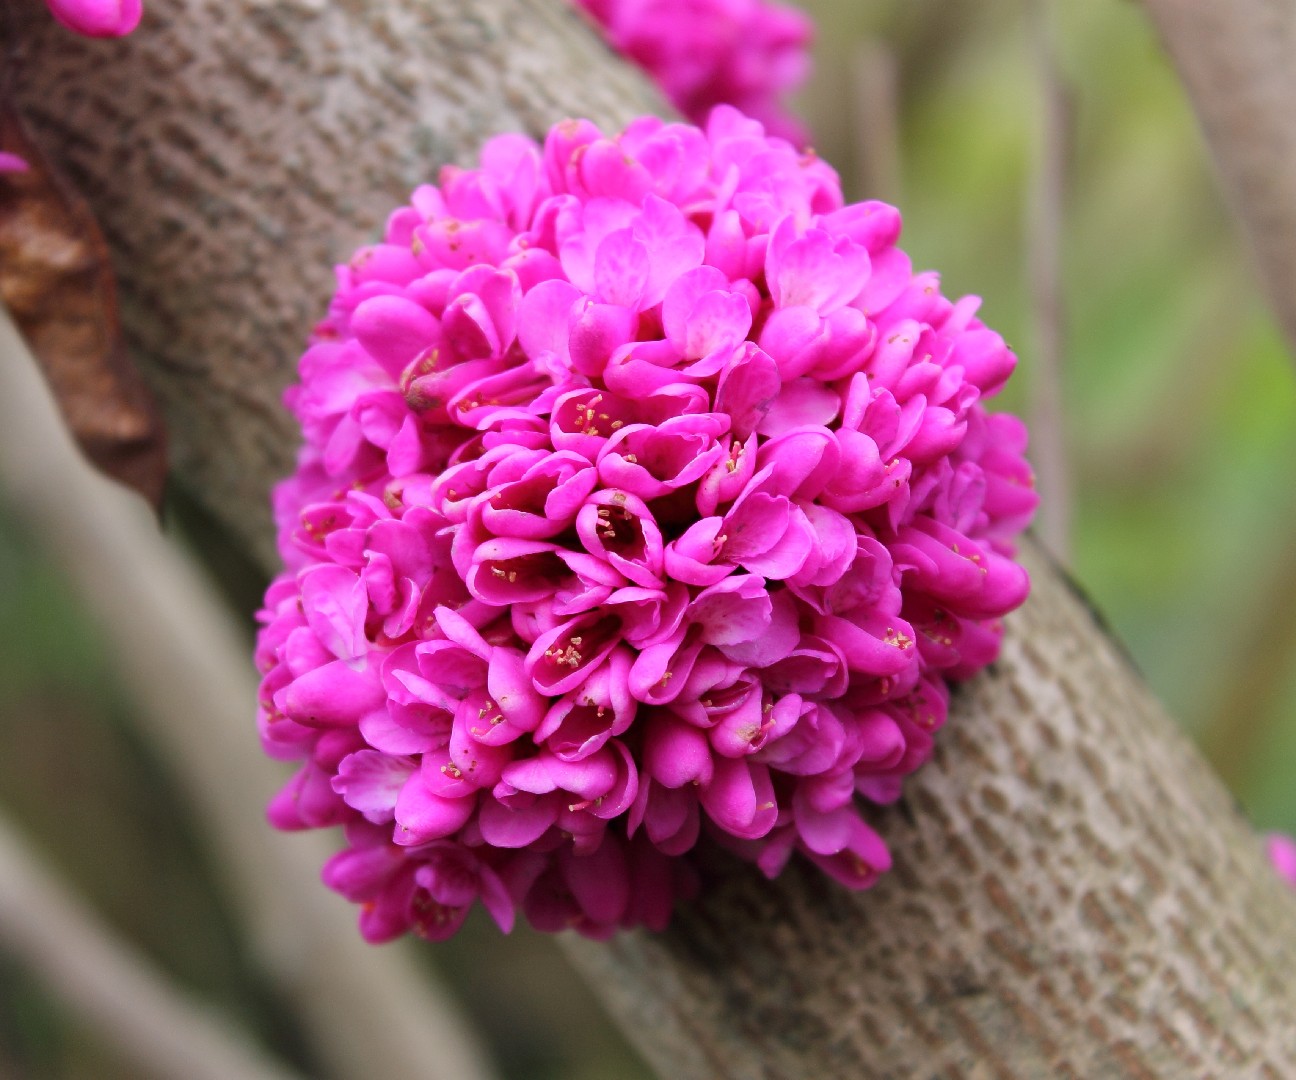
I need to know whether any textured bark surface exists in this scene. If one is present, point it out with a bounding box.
[564,542,1296,1078]
[1141,0,1296,360]
[13,0,664,565]
[14,1,1296,1076]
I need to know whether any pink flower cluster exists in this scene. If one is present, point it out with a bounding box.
[256,107,1037,942]
[575,0,812,144]
[44,0,140,37]
[1271,834,1296,889]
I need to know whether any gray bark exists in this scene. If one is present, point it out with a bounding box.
[13,0,664,566]
[14,0,1296,1074]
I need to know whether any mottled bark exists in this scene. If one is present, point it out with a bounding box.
[14,1,1296,1076]
[1141,0,1296,362]
[12,0,665,566]
[564,543,1296,1077]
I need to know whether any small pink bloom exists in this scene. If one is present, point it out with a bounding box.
[46,0,141,36]
[1270,834,1296,888]
[574,0,813,144]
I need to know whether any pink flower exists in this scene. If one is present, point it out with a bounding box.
[45,0,141,36]
[0,154,28,174]
[574,0,813,144]
[257,107,1037,942]
[1270,833,1296,888]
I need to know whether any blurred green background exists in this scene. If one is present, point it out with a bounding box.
[1,0,1293,1076]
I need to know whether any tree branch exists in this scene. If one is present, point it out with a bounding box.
[1026,0,1071,561]
[1140,0,1296,362]
[562,542,1296,1075]
[0,810,303,1080]
[14,1,1296,1074]
[11,0,665,567]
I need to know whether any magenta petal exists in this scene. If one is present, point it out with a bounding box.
[527,605,622,688]
[793,784,856,855]
[496,754,557,795]
[641,783,701,855]
[661,266,727,350]
[562,835,630,926]
[517,279,580,364]
[299,565,368,661]
[47,0,141,36]
[820,201,902,253]
[816,610,918,677]
[448,712,514,788]
[663,276,752,359]
[644,713,714,788]
[477,793,559,847]
[718,588,799,667]
[359,708,442,756]
[393,777,475,845]
[280,661,384,727]
[352,295,442,378]
[322,844,401,902]
[696,434,757,516]
[700,757,778,840]
[592,739,640,819]
[721,489,790,561]
[1269,834,1296,887]
[802,817,892,890]
[759,379,841,437]
[333,750,416,823]
[766,217,871,314]
[594,231,651,309]
[267,762,347,830]
[790,504,857,588]
[486,649,547,732]
[478,865,517,933]
[690,574,772,646]
[569,301,638,377]
[716,345,780,439]
[757,305,825,380]
[550,749,619,800]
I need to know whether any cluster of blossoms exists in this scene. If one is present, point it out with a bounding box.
[1271,835,1296,889]
[256,106,1037,942]
[575,0,812,145]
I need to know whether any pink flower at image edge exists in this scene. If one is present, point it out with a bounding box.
[256,105,1038,943]
[46,0,141,37]
[576,0,813,144]
[0,153,29,174]
[1270,834,1296,888]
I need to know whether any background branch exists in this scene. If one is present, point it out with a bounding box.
[0,810,302,1080]
[848,38,902,206]
[1026,0,1071,561]
[0,306,499,1080]
[1140,0,1296,363]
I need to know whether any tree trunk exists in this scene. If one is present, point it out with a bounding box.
[14,1,1296,1075]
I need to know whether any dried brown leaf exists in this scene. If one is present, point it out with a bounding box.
[0,104,167,508]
